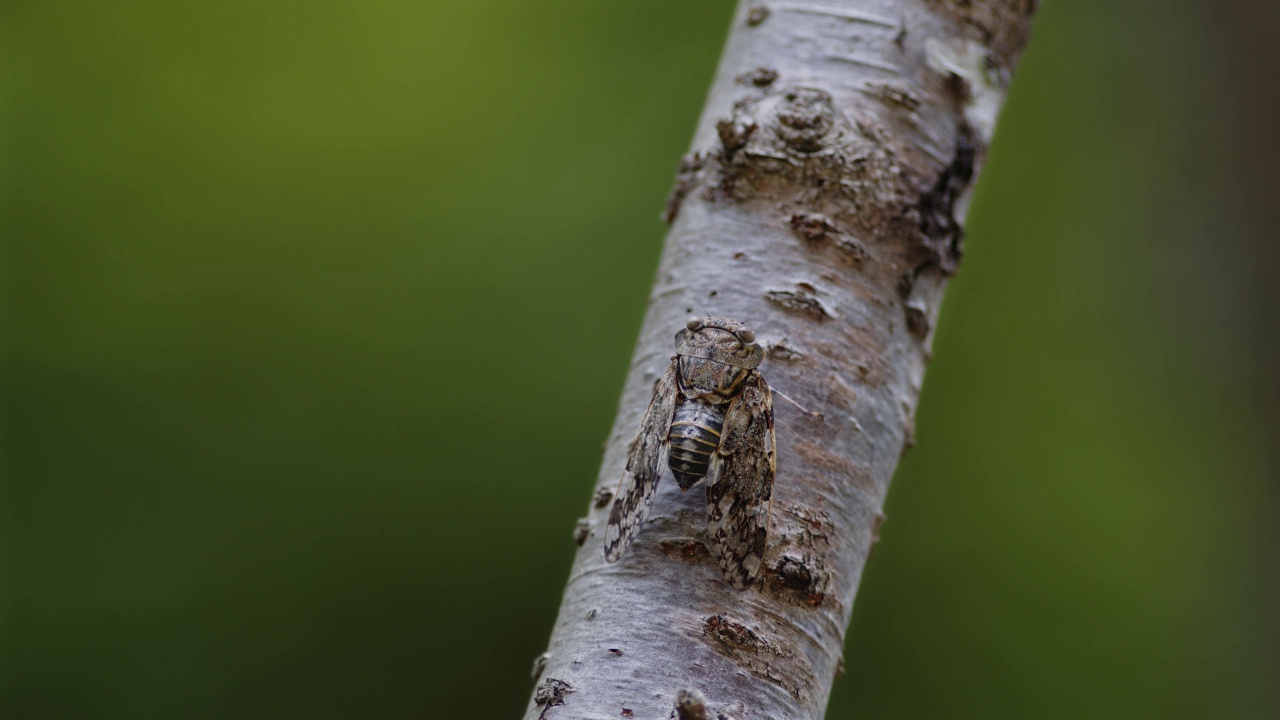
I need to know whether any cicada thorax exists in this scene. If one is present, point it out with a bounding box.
[677,355,749,398]
[668,356,751,490]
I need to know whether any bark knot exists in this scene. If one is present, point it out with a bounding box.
[693,85,906,229]
[775,555,813,590]
[765,551,833,608]
[905,301,930,339]
[774,88,838,153]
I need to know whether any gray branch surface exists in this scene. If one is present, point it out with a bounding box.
[527,2,1035,718]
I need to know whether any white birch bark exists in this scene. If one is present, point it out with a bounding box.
[528,2,1036,718]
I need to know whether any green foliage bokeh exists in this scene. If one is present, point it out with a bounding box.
[2,1,1273,718]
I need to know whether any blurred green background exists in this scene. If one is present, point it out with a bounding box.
[2,1,1275,718]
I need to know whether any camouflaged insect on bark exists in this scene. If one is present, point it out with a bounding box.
[605,317,776,590]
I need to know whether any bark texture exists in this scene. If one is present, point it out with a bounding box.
[528,2,1035,718]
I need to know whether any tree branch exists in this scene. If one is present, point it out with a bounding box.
[527,2,1035,718]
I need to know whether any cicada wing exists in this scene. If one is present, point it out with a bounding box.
[604,358,680,563]
[705,371,775,589]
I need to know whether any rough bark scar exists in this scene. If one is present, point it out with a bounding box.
[663,152,705,224]
[534,678,574,719]
[574,518,592,546]
[704,614,768,654]
[701,615,806,700]
[926,0,1037,67]
[660,539,712,563]
[865,82,922,112]
[789,212,868,266]
[717,119,759,158]
[737,67,779,86]
[905,301,931,339]
[785,504,833,546]
[765,553,831,608]
[746,4,770,26]
[905,123,978,276]
[775,556,812,589]
[789,212,838,242]
[766,286,832,319]
[767,339,806,363]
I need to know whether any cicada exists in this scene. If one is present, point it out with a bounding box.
[604,316,775,589]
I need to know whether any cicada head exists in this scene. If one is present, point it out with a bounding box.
[675,316,763,368]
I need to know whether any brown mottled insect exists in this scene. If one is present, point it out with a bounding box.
[604,316,775,589]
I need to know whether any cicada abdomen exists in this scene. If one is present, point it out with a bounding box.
[668,400,726,490]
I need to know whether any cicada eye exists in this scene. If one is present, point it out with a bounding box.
[686,318,703,331]
[737,328,756,343]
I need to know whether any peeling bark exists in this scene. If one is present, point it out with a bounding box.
[525,2,1035,718]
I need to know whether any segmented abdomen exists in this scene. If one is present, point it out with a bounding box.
[668,400,725,490]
